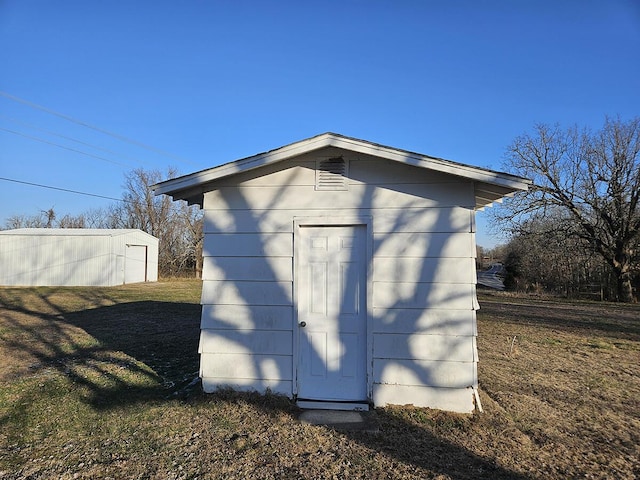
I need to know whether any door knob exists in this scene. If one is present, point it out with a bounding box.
[299,321,307,328]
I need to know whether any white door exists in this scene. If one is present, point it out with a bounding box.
[296,225,367,401]
[124,245,147,284]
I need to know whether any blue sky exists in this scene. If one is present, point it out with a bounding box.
[1,1,639,247]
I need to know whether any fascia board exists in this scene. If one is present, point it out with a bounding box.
[152,134,335,196]
[152,133,531,196]
[325,135,530,191]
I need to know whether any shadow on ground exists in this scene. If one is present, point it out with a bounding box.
[0,292,201,409]
[1,291,532,479]
[201,389,534,480]
[67,300,203,401]
[479,296,640,341]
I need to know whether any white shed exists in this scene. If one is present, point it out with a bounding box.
[153,133,530,413]
[0,228,158,287]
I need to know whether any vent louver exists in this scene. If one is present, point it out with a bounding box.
[316,157,348,190]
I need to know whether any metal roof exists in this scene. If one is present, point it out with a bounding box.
[0,228,157,240]
[152,132,531,209]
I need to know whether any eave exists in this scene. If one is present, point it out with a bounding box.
[152,132,531,209]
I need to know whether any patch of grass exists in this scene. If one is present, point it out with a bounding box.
[477,293,640,479]
[1,282,639,479]
[538,337,563,346]
[585,339,614,349]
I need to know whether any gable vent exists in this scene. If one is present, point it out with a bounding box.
[316,157,348,190]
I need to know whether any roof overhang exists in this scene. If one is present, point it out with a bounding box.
[152,132,531,209]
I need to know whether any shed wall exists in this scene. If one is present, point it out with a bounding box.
[0,230,158,286]
[199,148,479,412]
[0,234,115,286]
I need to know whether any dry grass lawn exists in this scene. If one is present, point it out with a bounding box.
[0,280,638,479]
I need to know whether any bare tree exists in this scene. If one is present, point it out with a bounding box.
[4,209,55,229]
[501,214,615,299]
[497,117,640,301]
[118,168,203,277]
[57,213,87,228]
[80,207,114,229]
[4,214,38,230]
[42,208,56,228]
[121,168,175,237]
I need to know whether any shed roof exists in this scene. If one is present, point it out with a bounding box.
[0,228,157,240]
[152,132,531,209]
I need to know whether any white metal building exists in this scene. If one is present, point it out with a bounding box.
[153,133,530,413]
[0,229,158,287]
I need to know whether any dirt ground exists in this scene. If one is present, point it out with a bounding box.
[475,294,640,478]
[0,282,638,479]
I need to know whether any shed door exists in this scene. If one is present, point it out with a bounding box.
[296,225,367,401]
[124,245,147,284]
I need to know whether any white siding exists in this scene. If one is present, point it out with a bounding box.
[201,305,293,330]
[200,354,291,381]
[0,234,113,286]
[373,282,476,310]
[200,330,292,355]
[373,257,475,284]
[373,384,475,412]
[204,183,473,211]
[202,257,292,281]
[372,308,476,335]
[374,232,476,258]
[373,334,476,362]
[204,207,471,235]
[373,358,475,388]
[199,149,479,411]
[202,233,292,257]
[0,229,158,286]
[201,280,292,306]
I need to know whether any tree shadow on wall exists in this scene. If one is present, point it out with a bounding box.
[193,164,532,478]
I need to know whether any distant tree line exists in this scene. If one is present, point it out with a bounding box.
[3,168,203,278]
[491,116,640,302]
[484,219,639,301]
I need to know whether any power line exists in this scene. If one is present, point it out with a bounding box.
[0,114,148,166]
[0,176,130,203]
[0,90,195,166]
[0,127,132,167]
